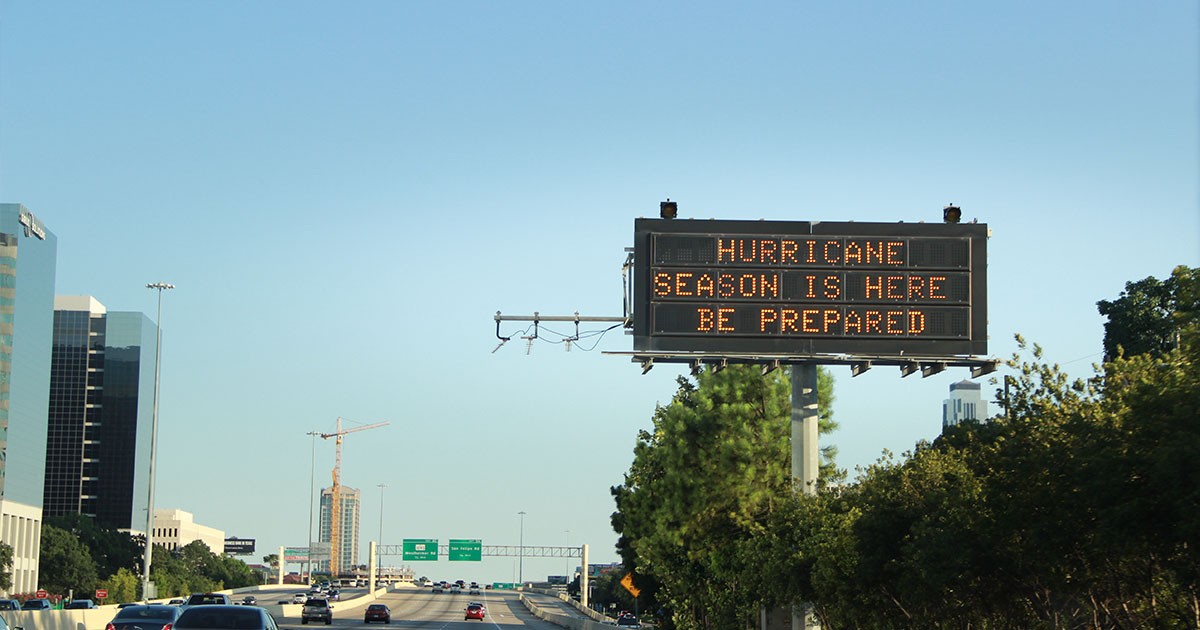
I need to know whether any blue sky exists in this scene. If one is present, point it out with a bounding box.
[2,1,1196,584]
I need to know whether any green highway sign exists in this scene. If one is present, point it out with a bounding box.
[448,539,482,561]
[402,539,438,561]
[492,582,517,590]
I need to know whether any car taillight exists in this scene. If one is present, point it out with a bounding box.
[105,624,116,630]
[162,623,173,630]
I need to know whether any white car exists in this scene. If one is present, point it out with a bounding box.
[293,593,309,604]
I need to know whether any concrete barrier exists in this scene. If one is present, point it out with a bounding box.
[518,593,612,630]
[1,584,388,630]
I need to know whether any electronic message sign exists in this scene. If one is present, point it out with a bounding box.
[633,219,988,357]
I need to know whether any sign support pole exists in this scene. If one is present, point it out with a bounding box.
[791,365,821,630]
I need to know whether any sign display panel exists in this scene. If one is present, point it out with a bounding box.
[633,219,988,356]
[402,539,439,561]
[223,538,256,555]
[448,539,482,561]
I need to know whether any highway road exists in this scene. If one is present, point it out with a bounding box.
[270,587,587,629]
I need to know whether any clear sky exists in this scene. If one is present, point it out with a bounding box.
[1,2,1196,585]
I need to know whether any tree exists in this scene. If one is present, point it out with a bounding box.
[44,514,141,582]
[1097,265,1197,361]
[97,567,139,603]
[611,364,836,629]
[38,523,99,596]
[0,541,12,593]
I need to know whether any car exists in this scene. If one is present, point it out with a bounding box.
[464,604,485,621]
[0,600,17,611]
[363,604,390,624]
[431,583,443,594]
[105,604,184,630]
[300,598,332,625]
[174,605,279,630]
[20,599,51,611]
[616,615,641,628]
[241,596,257,606]
[449,584,462,595]
[184,593,232,607]
[468,585,480,595]
[65,599,98,609]
[168,599,186,606]
[292,593,309,604]
[326,590,339,601]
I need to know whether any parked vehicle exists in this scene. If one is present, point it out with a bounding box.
[105,604,184,630]
[0,600,17,611]
[20,599,50,611]
[174,605,278,630]
[65,600,97,609]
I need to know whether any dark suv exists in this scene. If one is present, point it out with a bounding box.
[184,593,232,606]
[301,598,332,625]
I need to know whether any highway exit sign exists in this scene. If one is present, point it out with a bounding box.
[402,539,438,561]
[449,539,482,561]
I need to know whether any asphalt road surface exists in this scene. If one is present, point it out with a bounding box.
[275,588,582,629]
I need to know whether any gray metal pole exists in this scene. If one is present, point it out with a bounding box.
[518,511,526,585]
[141,282,173,600]
[306,431,319,582]
[790,365,821,630]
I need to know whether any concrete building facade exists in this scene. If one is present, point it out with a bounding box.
[318,486,360,574]
[152,508,225,554]
[943,379,989,429]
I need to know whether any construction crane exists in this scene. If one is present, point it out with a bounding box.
[320,417,389,576]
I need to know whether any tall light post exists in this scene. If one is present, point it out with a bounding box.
[377,483,387,568]
[518,511,526,586]
[306,430,320,581]
[141,282,174,600]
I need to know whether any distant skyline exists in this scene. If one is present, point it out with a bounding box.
[2,1,1196,584]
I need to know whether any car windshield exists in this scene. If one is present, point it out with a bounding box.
[176,608,264,630]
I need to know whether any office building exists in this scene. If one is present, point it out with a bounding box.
[0,203,57,595]
[318,486,360,574]
[943,379,988,429]
[44,296,156,531]
[151,508,225,554]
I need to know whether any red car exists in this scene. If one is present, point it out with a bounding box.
[464,604,485,621]
[364,604,390,624]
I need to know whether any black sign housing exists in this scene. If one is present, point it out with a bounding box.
[633,218,988,357]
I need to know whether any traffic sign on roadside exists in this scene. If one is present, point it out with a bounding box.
[402,539,438,561]
[95,589,109,599]
[620,573,640,597]
[448,539,482,561]
[35,589,47,598]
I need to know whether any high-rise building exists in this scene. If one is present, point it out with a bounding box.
[942,379,988,429]
[44,296,156,531]
[151,508,225,554]
[0,203,57,595]
[318,486,360,574]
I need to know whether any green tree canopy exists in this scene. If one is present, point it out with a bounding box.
[1097,264,1197,361]
[611,364,836,629]
[38,523,99,596]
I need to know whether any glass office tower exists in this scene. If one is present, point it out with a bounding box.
[45,297,155,531]
[0,203,57,595]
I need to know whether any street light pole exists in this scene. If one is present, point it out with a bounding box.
[518,511,526,586]
[377,483,387,568]
[306,430,319,581]
[141,282,174,600]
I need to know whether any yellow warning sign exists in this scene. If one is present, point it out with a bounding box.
[620,572,641,597]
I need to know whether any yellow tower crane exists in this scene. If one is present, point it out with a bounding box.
[320,417,389,576]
